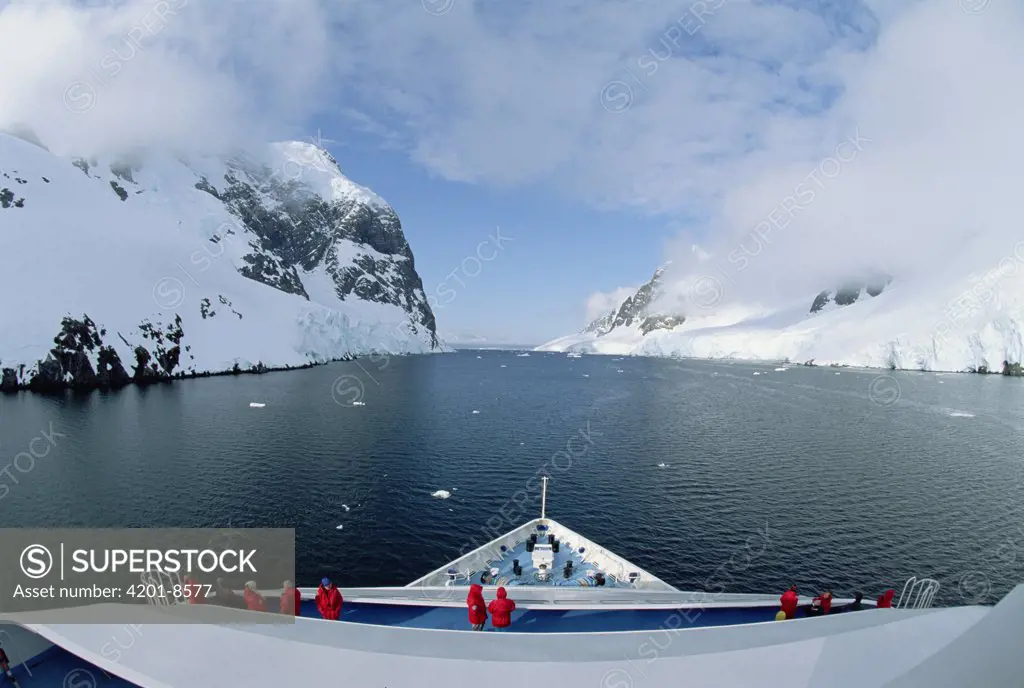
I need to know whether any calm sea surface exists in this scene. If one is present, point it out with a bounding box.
[2,351,1023,606]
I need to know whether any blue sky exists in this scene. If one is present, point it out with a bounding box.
[315,130,671,344]
[4,0,1020,345]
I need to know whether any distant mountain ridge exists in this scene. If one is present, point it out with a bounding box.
[537,258,1024,374]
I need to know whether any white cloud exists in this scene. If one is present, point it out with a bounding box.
[0,0,334,156]
[4,0,1023,323]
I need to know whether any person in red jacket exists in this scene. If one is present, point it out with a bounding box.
[877,589,895,608]
[466,583,488,630]
[244,581,267,612]
[487,586,516,631]
[281,580,302,616]
[316,577,343,620]
[779,585,799,619]
[813,590,833,615]
[183,572,205,604]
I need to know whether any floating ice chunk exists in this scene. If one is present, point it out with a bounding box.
[341,504,350,512]
[753,372,761,376]
[352,401,365,406]
[335,524,344,530]
[582,374,589,378]
[477,356,482,359]
[472,410,480,414]
[774,368,786,372]
[517,353,530,357]
[657,462,669,468]
[948,411,975,418]
[616,369,624,373]
[249,402,266,408]
[500,364,507,368]
[432,490,452,499]
[835,372,841,375]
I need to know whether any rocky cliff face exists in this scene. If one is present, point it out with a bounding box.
[810,273,893,313]
[582,266,686,338]
[0,131,440,392]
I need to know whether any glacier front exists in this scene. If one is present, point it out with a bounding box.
[0,131,443,391]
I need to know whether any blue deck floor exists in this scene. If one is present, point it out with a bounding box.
[5,644,139,687]
[295,599,869,632]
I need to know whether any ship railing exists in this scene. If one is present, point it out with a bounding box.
[0,629,34,680]
[139,570,186,606]
[896,576,940,609]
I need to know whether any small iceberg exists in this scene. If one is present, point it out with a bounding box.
[657,462,669,468]
[432,490,452,499]
[500,364,507,368]
[335,524,344,530]
[477,355,482,359]
[249,402,266,408]
[948,411,975,418]
[517,353,530,357]
[352,401,365,406]
[582,374,589,378]
[616,369,624,373]
[835,372,841,375]
[753,372,761,376]
[774,367,786,372]
[341,504,350,512]
[472,410,480,414]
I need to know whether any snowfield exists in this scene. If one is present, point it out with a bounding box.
[538,256,1024,374]
[0,131,442,389]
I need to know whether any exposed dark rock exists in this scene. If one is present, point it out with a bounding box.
[110,180,128,201]
[0,188,25,208]
[581,266,684,339]
[0,367,18,393]
[110,162,136,185]
[639,315,686,335]
[810,290,831,313]
[1002,360,1023,376]
[809,274,893,314]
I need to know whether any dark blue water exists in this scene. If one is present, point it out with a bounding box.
[2,351,1023,606]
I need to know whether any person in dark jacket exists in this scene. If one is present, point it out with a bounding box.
[215,577,244,608]
[806,598,824,617]
[281,580,302,616]
[467,583,488,630]
[779,585,799,620]
[487,586,516,631]
[316,577,344,620]
[877,589,895,608]
[849,591,863,611]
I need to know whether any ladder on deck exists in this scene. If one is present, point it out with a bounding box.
[895,576,940,609]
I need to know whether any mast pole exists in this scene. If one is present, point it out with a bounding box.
[541,476,548,520]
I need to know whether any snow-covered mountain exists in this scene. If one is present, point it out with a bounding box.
[0,130,443,391]
[537,257,1024,375]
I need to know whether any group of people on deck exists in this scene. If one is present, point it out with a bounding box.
[776,585,896,620]
[181,573,345,620]
[182,573,516,629]
[467,584,517,631]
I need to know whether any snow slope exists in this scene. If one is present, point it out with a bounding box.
[0,131,442,390]
[537,258,1024,373]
